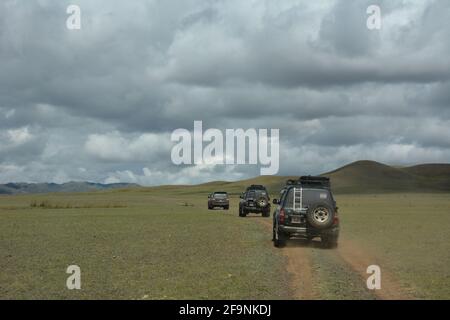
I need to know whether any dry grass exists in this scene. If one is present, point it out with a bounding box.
[29,200,127,209]
[0,192,289,299]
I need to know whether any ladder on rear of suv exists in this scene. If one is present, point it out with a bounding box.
[293,187,303,212]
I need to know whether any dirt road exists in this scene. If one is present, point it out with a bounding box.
[258,218,415,300]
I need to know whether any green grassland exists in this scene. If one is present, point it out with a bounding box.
[1,187,449,299]
[0,192,290,299]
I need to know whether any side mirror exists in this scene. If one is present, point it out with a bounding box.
[273,199,280,205]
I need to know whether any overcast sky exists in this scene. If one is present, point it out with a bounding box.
[0,0,449,185]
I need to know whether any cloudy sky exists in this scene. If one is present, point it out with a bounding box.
[0,0,449,185]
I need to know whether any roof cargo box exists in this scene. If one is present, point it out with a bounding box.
[286,176,331,189]
[299,176,330,189]
[246,185,267,191]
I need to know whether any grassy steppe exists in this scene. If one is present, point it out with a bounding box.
[0,189,449,299]
[0,191,289,299]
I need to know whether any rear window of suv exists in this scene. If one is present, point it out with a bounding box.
[283,188,331,209]
[213,192,228,198]
[246,190,267,198]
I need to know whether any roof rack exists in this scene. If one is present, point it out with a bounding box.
[246,184,267,191]
[286,179,297,186]
[285,176,331,189]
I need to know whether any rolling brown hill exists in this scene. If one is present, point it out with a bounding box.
[323,160,450,193]
[189,160,450,194]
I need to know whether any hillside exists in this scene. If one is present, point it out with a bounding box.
[324,160,450,193]
[184,160,450,195]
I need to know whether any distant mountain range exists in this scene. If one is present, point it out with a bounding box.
[0,182,139,195]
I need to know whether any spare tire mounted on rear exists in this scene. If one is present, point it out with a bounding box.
[257,197,268,208]
[307,203,334,229]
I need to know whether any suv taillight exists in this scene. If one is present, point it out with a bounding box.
[333,216,339,225]
[279,208,285,224]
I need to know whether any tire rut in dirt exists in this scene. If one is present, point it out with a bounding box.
[336,238,416,300]
[258,218,415,299]
[283,243,319,299]
[310,245,376,300]
[258,218,319,299]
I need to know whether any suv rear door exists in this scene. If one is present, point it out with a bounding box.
[281,187,334,227]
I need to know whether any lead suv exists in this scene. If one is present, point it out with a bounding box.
[272,176,339,248]
[208,192,230,210]
[239,185,271,217]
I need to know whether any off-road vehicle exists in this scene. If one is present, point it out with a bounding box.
[272,176,339,248]
[208,192,229,210]
[239,185,271,217]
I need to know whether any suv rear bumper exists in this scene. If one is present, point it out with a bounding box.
[279,225,307,233]
[210,201,229,207]
[243,205,269,212]
[279,225,339,237]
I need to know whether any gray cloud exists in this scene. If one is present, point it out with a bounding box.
[0,0,449,185]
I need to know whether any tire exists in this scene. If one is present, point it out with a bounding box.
[306,203,335,229]
[239,207,246,217]
[322,235,338,249]
[273,224,286,248]
[208,204,212,210]
[262,208,270,217]
[224,206,229,210]
[257,197,268,208]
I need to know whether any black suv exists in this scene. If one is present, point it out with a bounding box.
[239,185,271,217]
[208,192,230,210]
[272,177,339,248]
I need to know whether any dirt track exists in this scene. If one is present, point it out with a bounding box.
[258,218,415,300]
[335,238,415,300]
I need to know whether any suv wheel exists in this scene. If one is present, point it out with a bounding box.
[224,205,229,210]
[322,235,338,249]
[273,224,286,248]
[262,208,270,217]
[239,207,246,217]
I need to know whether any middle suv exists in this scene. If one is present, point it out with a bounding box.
[239,185,271,217]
